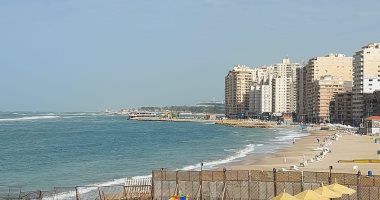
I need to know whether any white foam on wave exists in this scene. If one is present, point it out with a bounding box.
[180,144,255,171]
[273,129,309,143]
[42,144,255,199]
[0,115,60,122]
[42,174,153,200]
[224,148,236,152]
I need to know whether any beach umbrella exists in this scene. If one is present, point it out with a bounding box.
[314,184,342,198]
[327,180,356,195]
[295,190,329,200]
[271,191,299,200]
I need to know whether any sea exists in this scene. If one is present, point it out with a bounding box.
[0,112,308,192]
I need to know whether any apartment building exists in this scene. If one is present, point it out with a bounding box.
[225,65,254,118]
[310,76,352,122]
[296,67,307,122]
[272,77,291,114]
[330,92,353,125]
[352,43,380,126]
[272,58,301,113]
[303,53,353,122]
[249,85,272,114]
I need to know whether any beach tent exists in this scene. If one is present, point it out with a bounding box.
[271,191,299,200]
[327,180,356,195]
[314,184,342,199]
[294,190,329,200]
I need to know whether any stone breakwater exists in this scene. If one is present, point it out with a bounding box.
[215,120,296,128]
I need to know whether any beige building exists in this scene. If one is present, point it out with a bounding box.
[225,65,254,118]
[352,43,380,126]
[330,92,353,125]
[249,85,272,114]
[302,53,353,122]
[310,76,352,122]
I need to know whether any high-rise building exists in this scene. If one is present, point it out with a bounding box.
[251,66,274,85]
[352,43,380,126]
[225,65,254,118]
[296,66,307,122]
[310,75,352,122]
[330,92,353,125]
[303,53,353,122]
[272,77,291,114]
[271,58,301,114]
[249,85,272,114]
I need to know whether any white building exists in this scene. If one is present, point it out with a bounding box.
[352,43,380,126]
[271,58,301,114]
[249,85,272,114]
[272,77,291,114]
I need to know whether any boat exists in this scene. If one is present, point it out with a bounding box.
[127,111,158,120]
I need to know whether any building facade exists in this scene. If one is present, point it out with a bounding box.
[249,85,272,114]
[272,58,301,114]
[310,76,352,122]
[296,66,307,122]
[330,92,353,125]
[225,65,254,118]
[352,43,380,126]
[272,77,291,114]
[303,53,353,122]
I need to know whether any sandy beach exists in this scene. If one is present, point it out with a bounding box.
[226,129,380,175]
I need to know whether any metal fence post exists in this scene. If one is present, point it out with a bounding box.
[75,187,80,200]
[300,171,304,192]
[248,171,251,200]
[151,170,155,200]
[357,171,361,200]
[160,168,163,200]
[328,166,333,184]
[200,163,203,200]
[273,168,277,196]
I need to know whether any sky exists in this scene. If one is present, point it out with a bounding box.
[0,0,379,112]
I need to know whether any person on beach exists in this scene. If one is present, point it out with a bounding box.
[293,138,296,144]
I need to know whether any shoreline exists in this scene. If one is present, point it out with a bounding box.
[222,128,380,175]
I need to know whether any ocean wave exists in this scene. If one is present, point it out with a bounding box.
[42,144,255,199]
[180,144,255,171]
[0,116,60,122]
[42,174,153,200]
[273,130,309,142]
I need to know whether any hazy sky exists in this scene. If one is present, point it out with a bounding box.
[0,0,379,111]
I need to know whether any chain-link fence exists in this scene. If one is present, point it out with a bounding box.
[2,170,380,200]
[152,169,380,200]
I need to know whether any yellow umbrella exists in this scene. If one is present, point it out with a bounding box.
[295,190,329,200]
[314,184,342,198]
[327,179,356,195]
[271,192,299,200]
